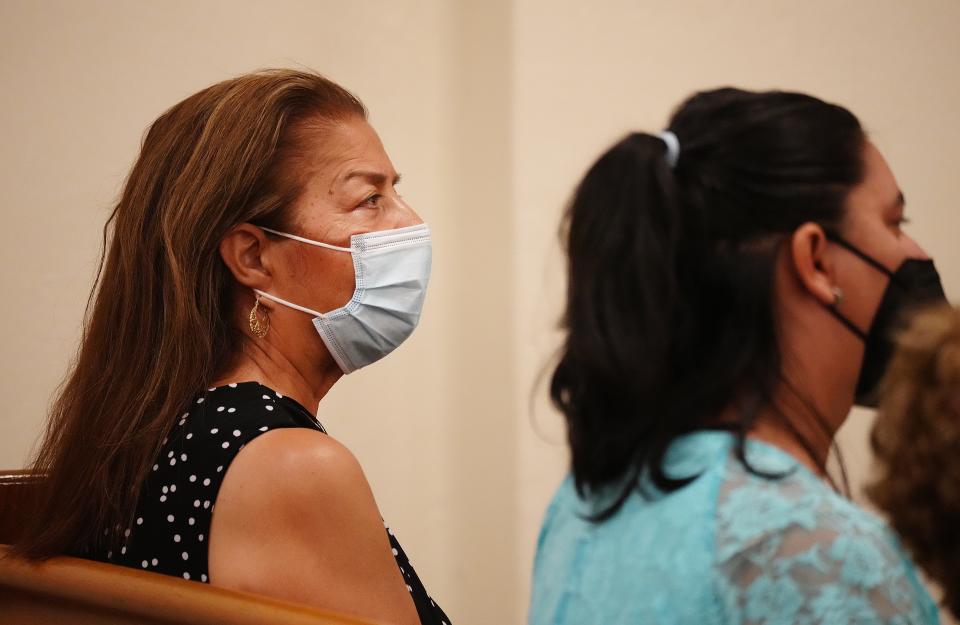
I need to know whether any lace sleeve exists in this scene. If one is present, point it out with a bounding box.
[714,469,939,625]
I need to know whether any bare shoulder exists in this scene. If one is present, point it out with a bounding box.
[215,427,373,527]
[230,427,364,485]
[208,427,418,622]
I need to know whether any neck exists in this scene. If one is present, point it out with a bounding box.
[749,394,837,478]
[772,356,859,476]
[755,265,865,477]
[212,336,343,415]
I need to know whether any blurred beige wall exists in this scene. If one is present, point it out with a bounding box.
[2,1,958,624]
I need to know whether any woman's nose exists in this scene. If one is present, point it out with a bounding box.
[391,195,423,228]
[903,233,930,260]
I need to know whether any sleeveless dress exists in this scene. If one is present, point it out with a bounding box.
[530,430,939,625]
[88,382,450,625]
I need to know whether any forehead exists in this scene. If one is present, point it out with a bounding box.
[297,117,394,185]
[845,141,901,215]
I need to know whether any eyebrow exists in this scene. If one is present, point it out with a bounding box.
[342,170,402,187]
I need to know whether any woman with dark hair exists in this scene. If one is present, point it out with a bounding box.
[13,69,449,625]
[530,88,946,624]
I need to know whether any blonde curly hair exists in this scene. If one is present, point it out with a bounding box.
[868,304,960,619]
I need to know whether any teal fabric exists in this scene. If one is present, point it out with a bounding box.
[529,431,939,625]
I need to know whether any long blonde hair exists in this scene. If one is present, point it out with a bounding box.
[15,69,366,558]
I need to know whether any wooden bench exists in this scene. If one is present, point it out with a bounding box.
[0,470,384,625]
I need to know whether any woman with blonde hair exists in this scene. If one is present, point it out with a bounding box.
[13,69,450,625]
[869,304,960,621]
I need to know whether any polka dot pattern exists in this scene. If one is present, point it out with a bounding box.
[85,382,449,624]
[386,522,451,624]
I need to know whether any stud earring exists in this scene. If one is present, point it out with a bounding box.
[249,295,270,338]
[830,286,844,308]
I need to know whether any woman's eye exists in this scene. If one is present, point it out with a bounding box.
[360,193,382,208]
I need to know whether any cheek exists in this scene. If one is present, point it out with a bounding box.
[856,218,920,269]
[839,259,889,327]
[301,251,357,312]
[273,248,357,312]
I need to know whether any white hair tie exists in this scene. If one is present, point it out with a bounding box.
[656,130,680,168]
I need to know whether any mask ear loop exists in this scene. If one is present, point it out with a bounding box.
[822,282,867,341]
[820,231,893,342]
[826,234,895,277]
[254,289,326,318]
[259,226,352,253]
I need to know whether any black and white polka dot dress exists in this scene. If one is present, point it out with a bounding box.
[88,382,450,625]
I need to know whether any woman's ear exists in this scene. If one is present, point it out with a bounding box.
[219,223,274,290]
[788,222,837,307]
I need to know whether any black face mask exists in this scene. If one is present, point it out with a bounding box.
[826,236,947,407]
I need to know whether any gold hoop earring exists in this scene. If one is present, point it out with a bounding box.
[249,295,270,338]
[830,286,844,308]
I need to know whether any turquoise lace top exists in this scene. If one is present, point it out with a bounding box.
[530,431,939,625]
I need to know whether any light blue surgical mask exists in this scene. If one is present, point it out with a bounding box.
[254,223,432,374]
